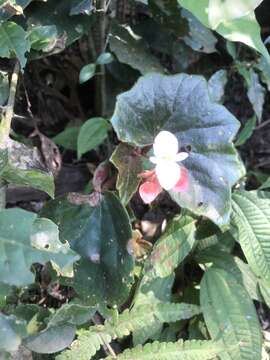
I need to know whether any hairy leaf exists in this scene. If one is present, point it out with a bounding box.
[105,339,228,360]
[201,267,262,360]
[111,73,244,226]
[57,302,201,360]
[232,191,270,286]
[197,251,261,301]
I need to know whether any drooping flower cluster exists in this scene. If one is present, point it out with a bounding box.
[139,131,189,204]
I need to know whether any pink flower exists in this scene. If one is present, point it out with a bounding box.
[138,131,189,204]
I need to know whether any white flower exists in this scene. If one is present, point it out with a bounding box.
[150,131,189,190]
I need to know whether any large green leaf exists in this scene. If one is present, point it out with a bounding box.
[25,0,94,46]
[207,0,263,29]
[0,208,78,286]
[110,143,143,205]
[144,215,196,280]
[0,314,26,352]
[178,1,270,62]
[41,192,134,305]
[111,73,244,226]
[197,251,261,301]
[0,21,30,68]
[0,139,54,197]
[200,267,262,360]
[232,191,270,286]
[109,24,164,75]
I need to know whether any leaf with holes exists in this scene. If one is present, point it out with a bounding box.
[200,267,262,360]
[41,192,134,305]
[111,73,244,226]
[232,191,270,286]
[0,208,78,286]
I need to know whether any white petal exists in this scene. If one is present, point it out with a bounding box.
[156,162,180,190]
[153,131,178,158]
[149,156,158,164]
[175,152,189,162]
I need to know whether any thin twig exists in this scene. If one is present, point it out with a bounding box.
[92,313,117,358]
[255,118,270,131]
[0,61,20,146]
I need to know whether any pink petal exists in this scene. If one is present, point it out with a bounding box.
[139,177,163,204]
[173,167,189,193]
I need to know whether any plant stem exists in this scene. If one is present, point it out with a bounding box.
[95,0,107,117]
[0,61,20,146]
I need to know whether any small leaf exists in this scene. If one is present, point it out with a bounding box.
[109,24,164,75]
[208,70,228,103]
[247,69,266,122]
[235,116,257,146]
[41,192,134,305]
[232,191,270,286]
[0,208,78,286]
[110,143,143,205]
[0,21,30,68]
[48,303,96,327]
[96,52,114,65]
[53,127,80,151]
[79,63,96,84]
[201,267,262,360]
[111,73,244,226]
[77,117,110,157]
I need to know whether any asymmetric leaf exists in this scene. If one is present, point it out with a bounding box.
[111,73,244,226]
